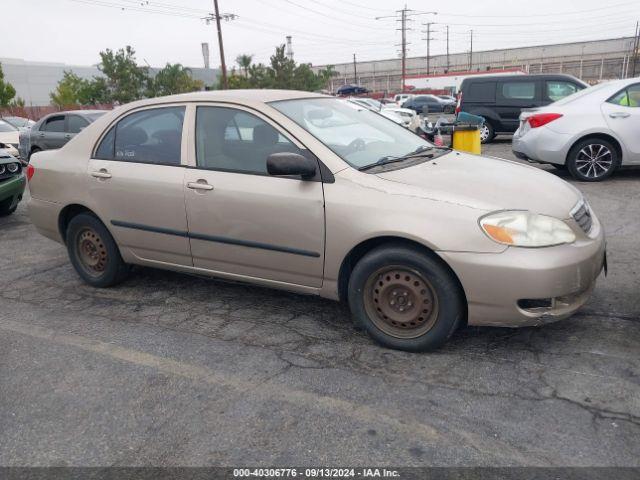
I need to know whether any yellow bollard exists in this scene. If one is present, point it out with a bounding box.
[452,126,481,154]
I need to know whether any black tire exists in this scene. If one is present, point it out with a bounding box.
[66,213,129,287]
[566,138,619,182]
[479,122,495,144]
[0,198,17,216]
[28,147,41,160]
[348,244,465,352]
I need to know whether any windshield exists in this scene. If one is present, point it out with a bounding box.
[271,98,432,169]
[0,119,18,132]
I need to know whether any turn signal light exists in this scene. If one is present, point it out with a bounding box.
[26,164,35,181]
[526,113,563,128]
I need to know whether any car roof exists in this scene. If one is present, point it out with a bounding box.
[462,73,583,83]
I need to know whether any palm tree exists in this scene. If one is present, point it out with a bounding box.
[236,54,254,77]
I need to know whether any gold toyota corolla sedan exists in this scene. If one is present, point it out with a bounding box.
[27,90,606,351]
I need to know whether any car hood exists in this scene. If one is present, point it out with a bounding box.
[375,151,581,218]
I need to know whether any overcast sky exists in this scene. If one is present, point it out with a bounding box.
[3,0,640,69]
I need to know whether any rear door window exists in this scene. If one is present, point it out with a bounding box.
[608,84,640,107]
[94,106,185,165]
[67,115,89,134]
[501,82,536,100]
[42,116,65,132]
[466,82,496,102]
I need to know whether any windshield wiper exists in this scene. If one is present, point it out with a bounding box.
[358,145,438,171]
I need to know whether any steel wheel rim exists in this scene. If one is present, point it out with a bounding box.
[480,125,490,142]
[77,228,108,277]
[363,266,439,339]
[575,144,613,178]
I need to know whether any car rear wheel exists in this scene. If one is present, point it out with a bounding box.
[479,122,495,144]
[567,138,618,182]
[348,244,465,352]
[66,213,129,287]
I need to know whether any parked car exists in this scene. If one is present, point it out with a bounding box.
[2,116,36,130]
[513,78,640,181]
[347,99,406,126]
[0,148,26,216]
[457,74,588,144]
[337,84,369,96]
[28,90,605,352]
[19,110,107,160]
[0,118,20,158]
[402,95,456,114]
[349,98,420,131]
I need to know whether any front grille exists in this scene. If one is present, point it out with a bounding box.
[572,201,593,234]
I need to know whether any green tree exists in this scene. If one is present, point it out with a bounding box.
[50,71,84,107]
[98,46,149,103]
[235,54,254,76]
[223,45,335,92]
[78,77,111,105]
[0,63,17,108]
[10,97,26,108]
[150,63,203,96]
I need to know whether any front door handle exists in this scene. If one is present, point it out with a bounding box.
[91,169,112,179]
[609,112,630,119]
[64,134,72,139]
[187,181,214,191]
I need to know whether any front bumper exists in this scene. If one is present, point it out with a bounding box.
[438,222,605,327]
[0,173,26,209]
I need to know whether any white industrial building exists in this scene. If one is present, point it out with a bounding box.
[318,36,638,93]
[0,57,219,106]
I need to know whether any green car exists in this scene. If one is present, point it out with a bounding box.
[0,151,26,216]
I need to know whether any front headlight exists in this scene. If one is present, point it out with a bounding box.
[480,211,576,247]
[7,162,20,173]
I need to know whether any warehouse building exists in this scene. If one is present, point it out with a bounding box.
[318,36,638,93]
[0,57,219,106]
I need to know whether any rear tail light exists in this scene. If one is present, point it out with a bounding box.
[455,93,462,115]
[526,113,563,128]
[26,164,35,181]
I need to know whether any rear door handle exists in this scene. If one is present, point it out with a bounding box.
[187,181,214,191]
[609,112,630,119]
[91,169,112,179]
[64,134,72,139]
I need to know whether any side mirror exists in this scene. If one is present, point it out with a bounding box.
[267,152,317,180]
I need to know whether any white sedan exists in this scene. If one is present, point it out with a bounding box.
[513,78,640,181]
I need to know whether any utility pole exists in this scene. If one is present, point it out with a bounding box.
[469,29,473,70]
[422,22,437,76]
[353,53,357,84]
[446,25,450,73]
[376,7,437,93]
[203,1,237,90]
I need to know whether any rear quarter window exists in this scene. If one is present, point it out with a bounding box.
[465,82,496,102]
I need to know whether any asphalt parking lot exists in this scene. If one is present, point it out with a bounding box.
[1,139,639,467]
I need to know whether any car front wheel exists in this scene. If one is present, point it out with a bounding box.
[66,213,129,287]
[567,138,618,182]
[479,122,495,144]
[348,244,465,352]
